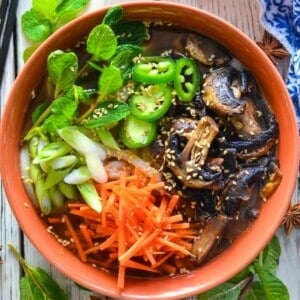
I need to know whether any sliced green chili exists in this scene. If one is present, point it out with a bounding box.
[129,85,172,122]
[174,57,201,102]
[119,114,157,149]
[132,56,175,84]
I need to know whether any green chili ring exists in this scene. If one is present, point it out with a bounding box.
[174,57,201,102]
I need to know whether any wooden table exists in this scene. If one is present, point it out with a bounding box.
[1,1,299,299]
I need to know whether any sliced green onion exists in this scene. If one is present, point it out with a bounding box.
[77,180,102,212]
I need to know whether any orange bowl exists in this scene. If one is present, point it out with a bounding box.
[0,1,299,299]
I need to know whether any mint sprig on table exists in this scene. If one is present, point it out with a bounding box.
[21,0,89,60]
[198,236,289,299]
[8,244,68,300]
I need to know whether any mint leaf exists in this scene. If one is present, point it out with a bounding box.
[245,281,266,300]
[28,266,68,300]
[51,96,78,118]
[23,45,40,62]
[20,276,44,300]
[9,245,68,300]
[253,263,289,300]
[47,50,78,97]
[66,85,91,104]
[55,0,88,26]
[32,103,48,123]
[112,45,143,81]
[84,101,129,128]
[86,24,117,61]
[262,235,281,275]
[21,9,53,42]
[198,282,241,300]
[56,0,88,14]
[43,96,78,133]
[32,0,58,23]
[98,65,123,99]
[102,5,123,26]
[112,20,146,45]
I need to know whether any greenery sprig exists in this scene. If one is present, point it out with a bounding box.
[21,0,90,61]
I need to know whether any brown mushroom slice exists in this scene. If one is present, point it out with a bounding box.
[166,116,221,189]
[230,98,262,139]
[191,214,229,263]
[202,67,246,115]
[185,34,231,66]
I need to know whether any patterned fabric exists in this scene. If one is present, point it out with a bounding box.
[259,0,300,128]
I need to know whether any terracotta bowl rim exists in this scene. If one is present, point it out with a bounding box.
[0,1,299,299]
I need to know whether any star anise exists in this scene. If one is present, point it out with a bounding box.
[256,31,290,65]
[282,203,300,235]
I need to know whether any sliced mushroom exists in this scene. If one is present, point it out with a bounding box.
[218,116,278,159]
[191,214,229,263]
[185,34,231,66]
[221,165,265,216]
[230,98,262,139]
[166,116,222,189]
[202,67,246,115]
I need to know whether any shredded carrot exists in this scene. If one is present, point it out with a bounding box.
[47,217,63,224]
[79,224,94,248]
[62,166,196,290]
[63,215,87,262]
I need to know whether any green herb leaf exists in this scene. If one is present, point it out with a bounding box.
[112,20,146,45]
[28,266,69,300]
[253,263,289,300]
[43,96,78,133]
[261,235,281,275]
[55,0,88,26]
[9,245,68,300]
[56,0,88,14]
[47,50,78,97]
[66,85,91,104]
[20,276,44,300]
[84,100,129,128]
[98,65,123,100]
[32,0,58,23]
[245,281,266,300]
[198,282,241,300]
[21,9,53,42]
[86,24,117,61]
[23,45,40,62]
[102,5,123,26]
[112,44,143,81]
[32,103,48,123]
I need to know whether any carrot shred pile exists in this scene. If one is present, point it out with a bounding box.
[51,167,196,290]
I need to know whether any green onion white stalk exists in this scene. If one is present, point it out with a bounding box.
[64,166,91,184]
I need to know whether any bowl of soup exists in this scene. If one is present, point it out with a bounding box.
[0,1,298,299]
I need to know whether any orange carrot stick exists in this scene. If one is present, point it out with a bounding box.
[63,215,87,262]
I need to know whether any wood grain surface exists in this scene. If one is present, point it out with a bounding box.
[1,1,299,299]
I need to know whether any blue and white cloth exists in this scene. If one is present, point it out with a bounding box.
[259,0,300,128]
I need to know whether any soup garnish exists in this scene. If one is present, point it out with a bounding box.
[20,5,282,290]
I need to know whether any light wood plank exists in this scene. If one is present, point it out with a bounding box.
[1,1,299,299]
[0,37,22,300]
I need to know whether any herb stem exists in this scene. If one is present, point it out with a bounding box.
[75,99,98,123]
[24,104,52,141]
[8,244,30,275]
